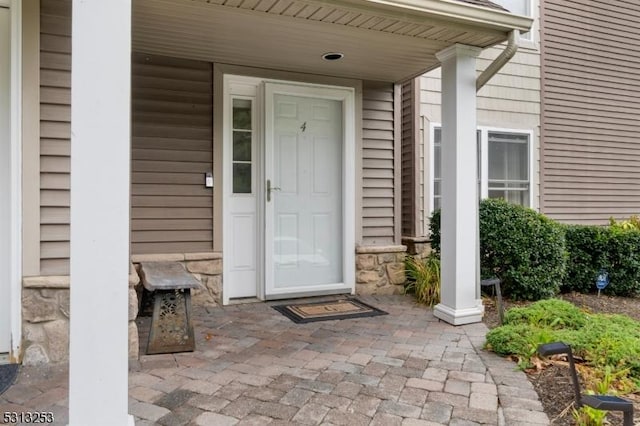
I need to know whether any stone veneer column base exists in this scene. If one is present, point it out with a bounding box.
[355,245,407,295]
[21,269,141,365]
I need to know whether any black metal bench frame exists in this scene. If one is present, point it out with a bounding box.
[140,262,201,355]
[481,277,504,324]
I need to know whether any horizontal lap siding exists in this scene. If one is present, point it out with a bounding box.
[362,82,398,245]
[40,0,72,275]
[131,53,213,254]
[401,80,421,237]
[541,0,640,224]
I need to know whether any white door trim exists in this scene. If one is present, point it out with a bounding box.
[2,0,23,361]
[264,81,355,299]
[222,75,356,304]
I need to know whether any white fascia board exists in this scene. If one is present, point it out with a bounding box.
[336,0,533,34]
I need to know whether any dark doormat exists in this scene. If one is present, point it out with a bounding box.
[0,363,19,396]
[272,297,388,323]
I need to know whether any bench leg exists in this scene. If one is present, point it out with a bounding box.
[495,282,504,325]
[147,289,196,355]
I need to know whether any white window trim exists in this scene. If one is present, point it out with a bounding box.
[427,122,534,215]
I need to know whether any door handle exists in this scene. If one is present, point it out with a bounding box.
[267,179,281,202]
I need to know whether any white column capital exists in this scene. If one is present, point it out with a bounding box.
[435,44,482,63]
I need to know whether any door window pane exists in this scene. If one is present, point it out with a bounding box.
[232,98,253,194]
[232,99,252,130]
[233,131,252,162]
[233,163,252,194]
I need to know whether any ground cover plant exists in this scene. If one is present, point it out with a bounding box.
[485,299,640,425]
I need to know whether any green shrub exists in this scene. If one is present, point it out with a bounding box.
[563,225,611,294]
[429,199,567,300]
[404,255,440,306]
[564,225,640,297]
[610,215,640,231]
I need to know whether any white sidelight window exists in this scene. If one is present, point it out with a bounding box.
[430,125,532,212]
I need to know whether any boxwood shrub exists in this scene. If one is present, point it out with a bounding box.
[430,199,567,300]
[563,225,640,296]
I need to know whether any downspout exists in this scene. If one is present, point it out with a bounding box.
[476,29,520,91]
[474,29,519,304]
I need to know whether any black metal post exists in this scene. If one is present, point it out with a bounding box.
[565,346,583,408]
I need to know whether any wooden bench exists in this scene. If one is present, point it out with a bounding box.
[139,262,202,355]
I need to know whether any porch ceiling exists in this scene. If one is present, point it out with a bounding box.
[132,0,531,82]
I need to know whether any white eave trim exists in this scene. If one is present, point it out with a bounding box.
[344,0,533,34]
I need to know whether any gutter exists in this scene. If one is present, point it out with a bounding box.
[335,0,533,34]
[476,29,519,91]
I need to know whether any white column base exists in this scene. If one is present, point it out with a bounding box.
[69,416,134,426]
[434,301,484,325]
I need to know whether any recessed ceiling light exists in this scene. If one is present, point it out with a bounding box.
[322,52,344,61]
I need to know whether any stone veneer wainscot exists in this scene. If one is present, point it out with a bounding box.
[355,245,407,295]
[21,266,140,365]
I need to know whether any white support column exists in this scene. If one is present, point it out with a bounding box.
[433,44,484,326]
[69,1,133,425]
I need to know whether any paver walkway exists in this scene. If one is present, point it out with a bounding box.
[0,295,549,425]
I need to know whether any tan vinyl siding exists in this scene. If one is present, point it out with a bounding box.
[40,0,71,275]
[362,81,399,245]
[540,0,640,224]
[418,43,541,233]
[401,79,421,237]
[131,53,213,254]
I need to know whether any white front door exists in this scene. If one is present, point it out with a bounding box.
[0,5,12,353]
[264,83,352,297]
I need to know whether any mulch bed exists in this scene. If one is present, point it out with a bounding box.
[482,292,640,425]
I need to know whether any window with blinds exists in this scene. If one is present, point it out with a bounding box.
[431,126,531,212]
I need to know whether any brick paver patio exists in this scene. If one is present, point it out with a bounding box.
[0,295,549,425]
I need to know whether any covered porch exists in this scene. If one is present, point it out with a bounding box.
[67,0,531,423]
[2,295,549,425]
